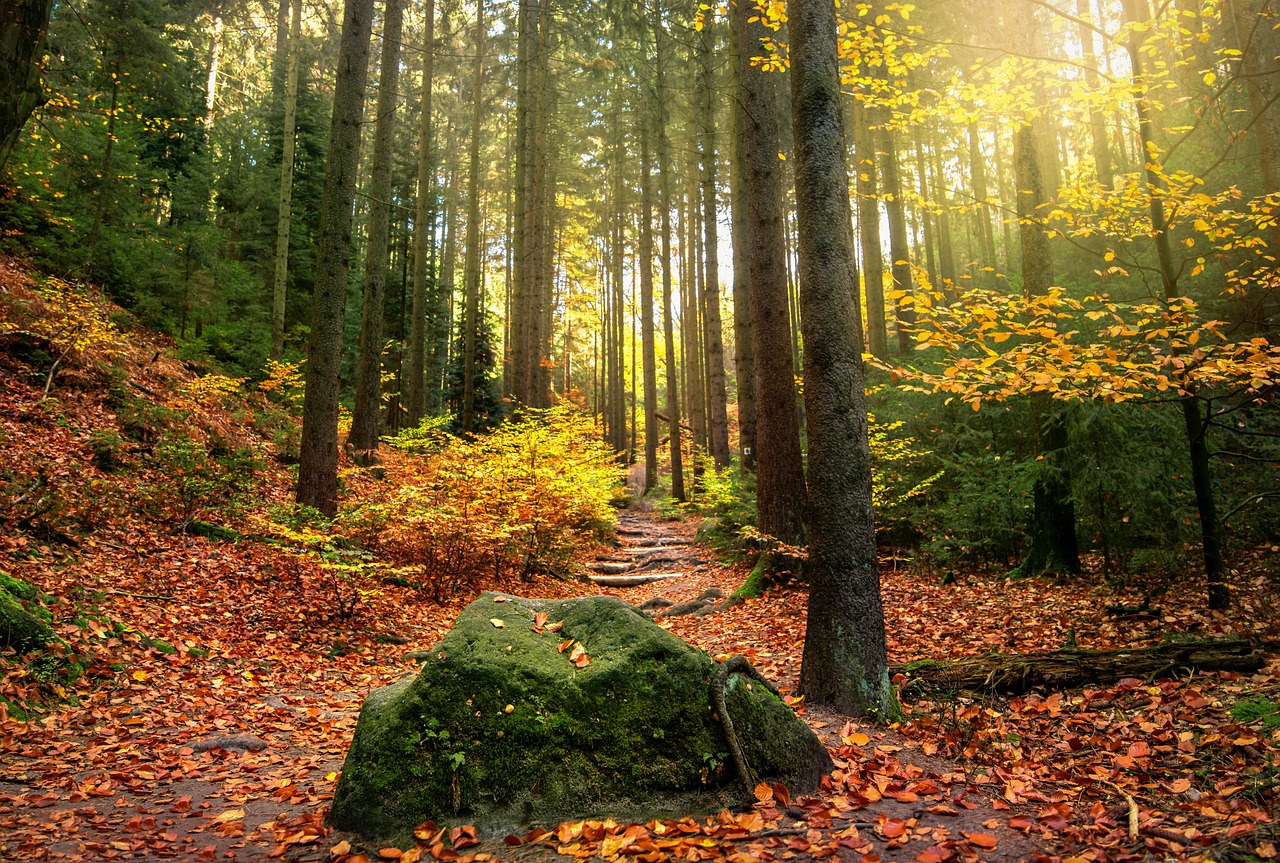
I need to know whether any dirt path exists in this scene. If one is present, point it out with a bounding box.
[2,508,1049,863]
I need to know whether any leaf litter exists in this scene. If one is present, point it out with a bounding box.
[0,259,1275,862]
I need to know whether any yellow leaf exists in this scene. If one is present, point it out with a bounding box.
[132,670,149,682]
[489,618,505,628]
[215,809,245,823]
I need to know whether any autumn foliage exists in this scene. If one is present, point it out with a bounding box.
[342,406,624,598]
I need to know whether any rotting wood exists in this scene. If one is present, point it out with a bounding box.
[894,638,1262,698]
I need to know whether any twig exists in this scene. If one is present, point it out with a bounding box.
[1101,780,1139,841]
[95,589,176,602]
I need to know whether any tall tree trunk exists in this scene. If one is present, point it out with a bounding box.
[656,20,685,500]
[406,0,435,422]
[1227,0,1280,249]
[1075,0,1113,190]
[349,0,404,453]
[682,183,707,470]
[729,39,757,474]
[735,0,806,544]
[1122,0,1228,609]
[852,100,887,357]
[931,128,957,299]
[640,108,659,492]
[1010,120,1080,577]
[460,0,485,434]
[879,128,913,355]
[968,122,997,280]
[271,0,303,360]
[0,0,54,173]
[296,0,375,517]
[698,22,732,469]
[791,0,895,719]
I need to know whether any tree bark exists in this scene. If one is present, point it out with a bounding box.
[640,107,659,492]
[1007,87,1079,578]
[406,0,435,423]
[698,21,732,470]
[0,0,54,173]
[791,0,895,719]
[1122,0,1228,609]
[348,0,404,453]
[271,0,303,360]
[729,39,757,475]
[735,0,806,545]
[852,100,887,358]
[460,0,485,434]
[656,19,685,501]
[879,127,913,356]
[296,0,376,517]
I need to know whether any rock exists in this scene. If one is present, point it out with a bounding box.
[189,733,269,752]
[0,573,56,654]
[330,593,830,843]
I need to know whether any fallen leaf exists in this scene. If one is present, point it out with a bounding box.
[489,619,504,628]
[965,832,999,850]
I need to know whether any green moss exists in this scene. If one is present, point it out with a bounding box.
[899,659,945,674]
[331,593,830,844]
[0,572,42,603]
[734,557,769,600]
[0,589,56,654]
[1230,696,1280,730]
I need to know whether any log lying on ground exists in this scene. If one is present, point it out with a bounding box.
[894,638,1263,699]
[588,572,684,587]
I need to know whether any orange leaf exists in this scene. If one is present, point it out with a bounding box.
[558,639,574,653]
[331,840,352,856]
[966,832,999,850]
[771,782,791,808]
[377,849,402,859]
[754,782,773,802]
[880,819,907,838]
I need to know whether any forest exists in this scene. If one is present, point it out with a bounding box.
[0,0,1278,859]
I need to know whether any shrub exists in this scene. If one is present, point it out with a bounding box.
[343,406,623,599]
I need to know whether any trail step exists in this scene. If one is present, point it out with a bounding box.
[588,572,684,587]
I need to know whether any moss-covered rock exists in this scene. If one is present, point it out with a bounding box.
[331,593,830,843]
[0,581,56,654]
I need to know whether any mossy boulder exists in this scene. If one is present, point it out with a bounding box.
[330,593,831,843]
[0,573,56,653]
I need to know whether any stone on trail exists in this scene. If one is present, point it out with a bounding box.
[330,593,830,843]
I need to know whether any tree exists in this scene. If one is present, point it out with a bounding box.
[349,0,405,454]
[790,0,896,717]
[460,0,486,434]
[270,0,303,360]
[296,0,376,517]
[1005,4,1079,578]
[734,0,806,545]
[0,0,54,173]
[655,14,685,501]
[405,0,436,424]
[697,16,732,469]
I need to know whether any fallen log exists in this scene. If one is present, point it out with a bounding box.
[588,572,684,587]
[893,638,1263,699]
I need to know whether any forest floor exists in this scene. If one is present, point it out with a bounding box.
[1,254,1277,863]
